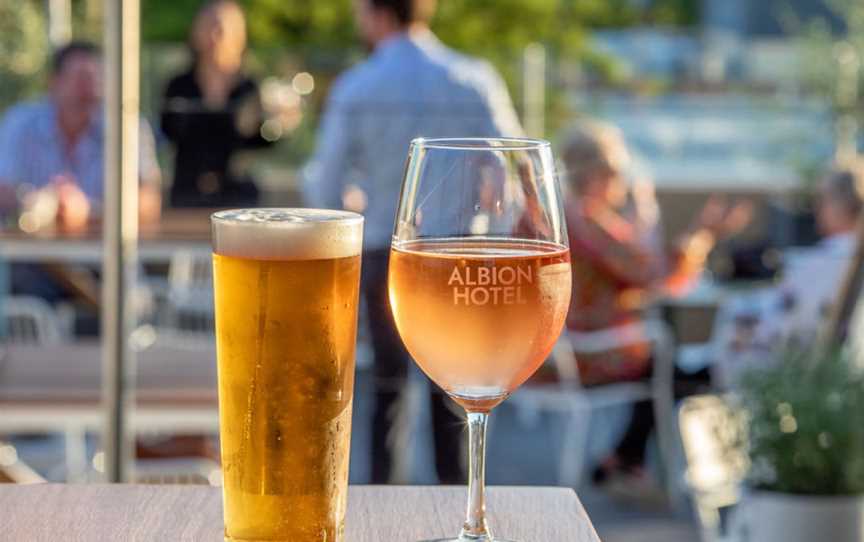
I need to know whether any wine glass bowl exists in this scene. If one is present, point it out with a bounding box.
[389,237,571,412]
[388,138,571,541]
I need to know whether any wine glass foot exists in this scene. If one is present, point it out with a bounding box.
[419,539,517,542]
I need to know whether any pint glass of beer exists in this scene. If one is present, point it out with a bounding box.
[211,208,363,541]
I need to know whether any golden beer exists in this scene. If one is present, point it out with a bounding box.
[389,238,571,411]
[212,209,363,541]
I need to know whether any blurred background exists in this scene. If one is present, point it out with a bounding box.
[3,1,864,541]
[2,0,850,214]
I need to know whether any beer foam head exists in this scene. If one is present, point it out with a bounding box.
[212,208,363,260]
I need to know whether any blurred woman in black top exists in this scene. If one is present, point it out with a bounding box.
[161,0,273,208]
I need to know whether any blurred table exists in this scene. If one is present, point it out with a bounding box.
[0,342,217,431]
[0,484,600,541]
[0,342,217,479]
[0,209,213,263]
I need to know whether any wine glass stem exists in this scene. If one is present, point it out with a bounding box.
[460,411,492,541]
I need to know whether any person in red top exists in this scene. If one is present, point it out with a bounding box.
[560,120,751,483]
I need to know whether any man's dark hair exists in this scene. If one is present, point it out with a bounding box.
[52,41,100,75]
[369,0,436,26]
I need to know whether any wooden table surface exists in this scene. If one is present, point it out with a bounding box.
[1,208,214,241]
[0,484,600,541]
[0,208,214,263]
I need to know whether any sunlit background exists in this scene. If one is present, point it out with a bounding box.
[3,1,864,541]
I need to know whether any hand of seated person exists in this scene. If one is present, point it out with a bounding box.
[692,196,754,242]
[342,184,368,214]
[138,182,162,226]
[52,174,91,234]
[668,197,755,293]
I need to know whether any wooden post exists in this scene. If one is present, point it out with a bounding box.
[823,215,864,347]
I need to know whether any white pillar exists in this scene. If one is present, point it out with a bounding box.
[522,43,546,139]
[46,0,72,47]
[101,0,140,483]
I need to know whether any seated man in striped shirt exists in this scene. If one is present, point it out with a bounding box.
[0,41,161,232]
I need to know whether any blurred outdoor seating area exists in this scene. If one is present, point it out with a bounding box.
[5,1,864,541]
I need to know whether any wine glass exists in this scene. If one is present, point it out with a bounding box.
[388,138,572,541]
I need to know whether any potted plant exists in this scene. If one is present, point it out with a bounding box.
[734,348,864,542]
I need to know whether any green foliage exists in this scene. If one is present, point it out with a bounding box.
[782,0,864,109]
[740,348,864,495]
[649,0,700,26]
[142,0,357,48]
[0,0,48,110]
[246,0,356,50]
[141,0,205,43]
[138,0,700,139]
[70,0,102,42]
[434,1,583,58]
[141,0,699,54]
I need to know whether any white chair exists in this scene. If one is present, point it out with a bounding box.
[158,252,214,335]
[3,295,66,344]
[1,297,78,480]
[168,252,213,290]
[513,319,677,491]
[678,394,748,542]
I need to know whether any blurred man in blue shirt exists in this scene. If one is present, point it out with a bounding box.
[0,42,161,330]
[304,0,523,483]
[0,41,161,231]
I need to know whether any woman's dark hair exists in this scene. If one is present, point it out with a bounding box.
[369,0,436,26]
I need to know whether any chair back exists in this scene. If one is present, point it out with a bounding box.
[165,253,214,334]
[168,252,212,289]
[3,296,64,344]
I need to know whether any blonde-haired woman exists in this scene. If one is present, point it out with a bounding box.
[559,119,751,484]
